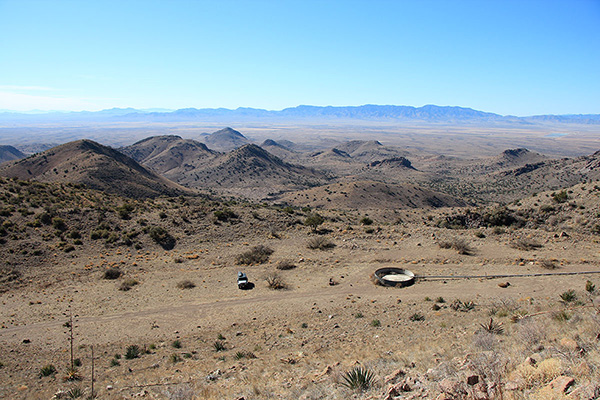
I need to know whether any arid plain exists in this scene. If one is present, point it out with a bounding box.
[0,116,599,400]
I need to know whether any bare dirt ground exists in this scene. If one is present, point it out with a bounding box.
[1,202,599,399]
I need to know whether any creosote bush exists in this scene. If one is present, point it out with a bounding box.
[236,245,273,265]
[119,279,138,291]
[276,260,296,270]
[103,268,122,280]
[265,272,287,290]
[176,280,196,289]
[438,238,473,255]
[307,236,335,250]
[148,226,176,250]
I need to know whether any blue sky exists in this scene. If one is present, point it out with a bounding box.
[0,0,598,115]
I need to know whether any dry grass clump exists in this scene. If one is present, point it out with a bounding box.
[265,272,287,290]
[438,238,473,255]
[511,358,562,389]
[539,259,558,269]
[276,260,297,270]
[236,245,274,265]
[176,280,196,289]
[511,238,543,251]
[306,236,335,250]
[119,278,139,291]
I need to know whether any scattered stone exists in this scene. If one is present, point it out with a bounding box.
[384,368,406,384]
[467,375,480,385]
[524,356,537,366]
[106,385,113,390]
[206,369,222,381]
[568,383,600,400]
[22,339,30,344]
[560,338,579,352]
[498,282,510,288]
[548,376,575,393]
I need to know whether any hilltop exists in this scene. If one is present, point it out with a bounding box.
[0,139,189,198]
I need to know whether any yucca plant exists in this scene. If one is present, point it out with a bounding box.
[66,387,84,398]
[560,289,577,303]
[341,366,377,391]
[479,318,504,335]
[39,364,57,377]
[213,340,226,352]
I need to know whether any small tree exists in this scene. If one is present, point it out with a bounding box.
[304,213,324,232]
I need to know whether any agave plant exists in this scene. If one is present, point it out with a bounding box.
[479,318,504,335]
[341,366,377,391]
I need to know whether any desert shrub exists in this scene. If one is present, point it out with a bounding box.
[451,299,476,312]
[539,259,558,269]
[552,310,571,322]
[90,229,109,240]
[559,289,577,303]
[236,245,273,265]
[119,279,138,291]
[306,236,335,250]
[304,213,325,232]
[125,345,140,359]
[438,238,473,255]
[172,340,182,348]
[354,312,364,318]
[37,212,53,225]
[474,231,486,238]
[479,318,503,334]
[276,260,296,270]
[552,190,569,203]
[517,320,545,348]
[103,268,122,280]
[370,319,381,327]
[176,280,195,289]
[586,280,596,294]
[148,226,176,250]
[110,358,120,367]
[409,313,425,322]
[170,353,182,363]
[360,217,373,226]
[213,340,226,352]
[52,217,67,231]
[511,238,542,251]
[116,203,134,220]
[234,351,256,360]
[435,297,445,303]
[39,364,57,377]
[67,231,81,239]
[214,208,237,222]
[540,205,555,212]
[341,366,377,391]
[265,273,287,290]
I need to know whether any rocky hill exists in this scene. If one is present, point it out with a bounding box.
[277,180,467,209]
[202,127,251,152]
[0,140,188,198]
[0,145,25,164]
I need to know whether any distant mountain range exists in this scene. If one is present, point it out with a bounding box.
[1,105,598,124]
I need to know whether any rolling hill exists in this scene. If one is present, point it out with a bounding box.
[0,145,25,164]
[0,139,188,198]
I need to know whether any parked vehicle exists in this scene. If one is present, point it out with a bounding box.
[237,271,249,289]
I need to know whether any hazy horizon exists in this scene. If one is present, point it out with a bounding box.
[1,0,599,117]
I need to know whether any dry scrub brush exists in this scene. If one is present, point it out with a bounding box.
[437,238,473,255]
[236,245,273,265]
[307,236,335,250]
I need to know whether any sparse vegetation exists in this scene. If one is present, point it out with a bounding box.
[304,213,325,232]
[39,364,57,377]
[511,238,542,251]
[119,278,139,291]
[103,268,122,280]
[236,245,274,265]
[409,312,425,321]
[306,236,335,250]
[479,318,504,334]
[176,280,195,289]
[341,366,377,391]
[125,345,140,359]
[213,340,226,352]
[148,226,176,250]
[276,260,296,270]
[559,289,577,303]
[438,238,473,255]
[265,272,287,290]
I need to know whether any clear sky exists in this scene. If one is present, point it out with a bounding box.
[0,0,598,116]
